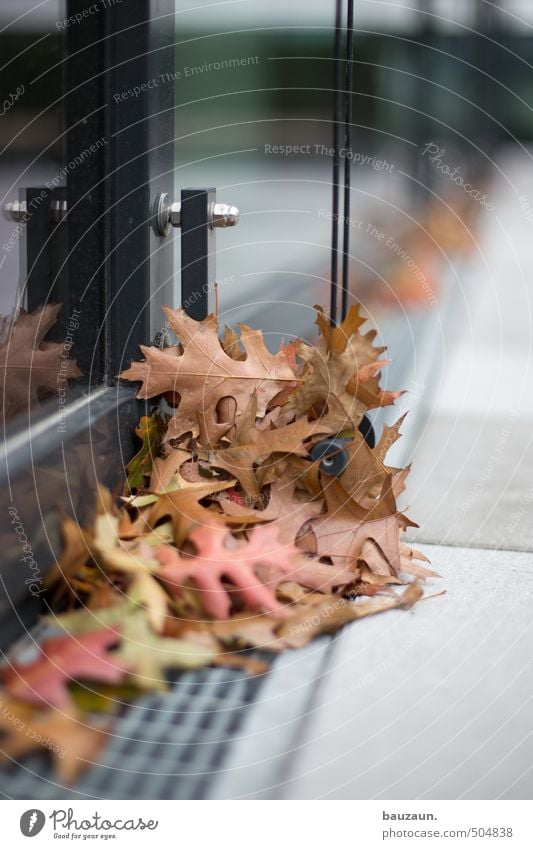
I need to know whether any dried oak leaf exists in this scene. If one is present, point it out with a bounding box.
[280,305,401,427]
[373,412,408,463]
[0,697,109,784]
[208,611,288,652]
[156,524,353,620]
[145,478,261,548]
[148,448,194,493]
[119,307,298,444]
[0,304,81,418]
[3,629,129,708]
[334,428,390,503]
[248,523,356,594]
[400,543,439,579]
[81,492,172,633]
[259,475,324,545]
[278,581,423,648]
[308,476,416,576]
[44,513,91,605]
[114,608,216,690]
[125,414,164,492]
[211,393,339,501]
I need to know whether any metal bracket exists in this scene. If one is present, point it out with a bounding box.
[152,188,240,321]
[3,187,68,318]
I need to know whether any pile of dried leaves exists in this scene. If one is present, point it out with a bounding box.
[0,304,437,781]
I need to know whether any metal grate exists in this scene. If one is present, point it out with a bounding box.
[0,665,267,800]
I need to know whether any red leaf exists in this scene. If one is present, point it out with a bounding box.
[4,629,129,708]
[156,523,354,620]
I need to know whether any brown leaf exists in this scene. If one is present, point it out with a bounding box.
[44,513,90,603]
[209,611,288,651]
[125,414,163,492]
[374,413,408,463]
[120,308,298,443]
[400,543,439,579]
[0,304,81,418]
[221,325,245,360]
[279,305,388,428]
[279,582,423,648]
[0,697,109,784]
[314,304,366,354]
[145,479,255,548]
[212,394,338,500]
[264,475,324,544]
[308,477,414,576]
[149,448,194,493]
[335,429,389,503]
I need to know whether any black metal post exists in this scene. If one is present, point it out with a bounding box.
[180,187,216,321]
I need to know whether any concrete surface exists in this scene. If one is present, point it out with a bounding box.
[407,149,533,552]
[210,544,533,800]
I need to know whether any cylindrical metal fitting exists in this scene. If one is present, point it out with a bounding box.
[3,200,28,222]
[211,202,240,228]
[169,202,181,227]
[152,193,240,236]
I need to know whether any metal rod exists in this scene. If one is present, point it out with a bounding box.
[341,0,355,321]
[330,0,343,327]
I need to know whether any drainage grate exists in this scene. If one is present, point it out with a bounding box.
[0,664,267,800]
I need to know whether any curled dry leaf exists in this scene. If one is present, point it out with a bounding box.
[120,307,298,444]
[44,513,91,606]
[278,582,424,649]
[0,304,82,419]
[148,448,191,493]
[308,476,417,577]
[3,630,128,708]
[113,609,217,691]
[144,478,256,547]
[211,393,339,501]
[125,414,164,492]
[0,696,109,785]
[279,305,397,428]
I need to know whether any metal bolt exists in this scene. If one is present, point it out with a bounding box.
[211,202,240,228]
[51,199,68,222]
[169,201,181,228]
[3,200,28,222]
[3,199,69,224]
[152,193,239,236]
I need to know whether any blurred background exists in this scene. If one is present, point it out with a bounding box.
[1,1,532,388]
[1,0,531,318]
[1,1,532,538]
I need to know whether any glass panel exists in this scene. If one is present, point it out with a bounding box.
[170,0,525,434]
[171,1,475,347]
[0,2,86,423]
